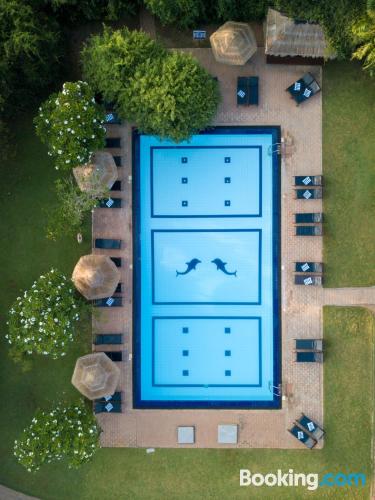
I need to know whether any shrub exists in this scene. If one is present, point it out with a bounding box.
[45,0,141,22]
[82,26,166,103]
[216,0,272,22]
[143,0,206,28]
[46,177,108,241]
[14,400,100,472]
[34,81,106,171]
[6,268,87,361]
[121,51,220,141]
[352,12,375,76]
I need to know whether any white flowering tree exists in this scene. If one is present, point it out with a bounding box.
[14,400,100,472]
[34,81,106,170]
[6,268,87,361]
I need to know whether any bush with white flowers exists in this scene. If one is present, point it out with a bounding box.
[14,400,100,472]
[6,268,87,360]
[34,81,106,170]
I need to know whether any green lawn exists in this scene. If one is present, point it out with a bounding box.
[0,65,374,499]
[323,61,375,287]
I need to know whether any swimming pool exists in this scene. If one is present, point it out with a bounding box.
[133,126,281,408]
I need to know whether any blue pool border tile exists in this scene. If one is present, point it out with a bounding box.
[132,125,281,410]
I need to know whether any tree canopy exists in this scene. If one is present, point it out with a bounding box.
[143,0,206,28]
[82,28,220,142]
[82,26,166,103]
[0,1,61,102]
[352,11,375,76]
[121,51,220,141]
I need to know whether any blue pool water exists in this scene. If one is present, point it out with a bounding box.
[133,127,281,408]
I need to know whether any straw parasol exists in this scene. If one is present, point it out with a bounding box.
[73,151,118,192]
[72,254,120,300]
[210,21,257,65]
[71,352,120,400]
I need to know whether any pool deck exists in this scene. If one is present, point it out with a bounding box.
[92,47,375,449]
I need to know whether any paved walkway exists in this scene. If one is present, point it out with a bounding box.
[139,7,156,37]
[93,47,374,449]
[0,485,39,500]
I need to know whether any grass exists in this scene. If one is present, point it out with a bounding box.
[0,65,374,499]
[323,61,375,287]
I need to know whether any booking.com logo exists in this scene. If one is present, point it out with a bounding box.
[240,469,366,491]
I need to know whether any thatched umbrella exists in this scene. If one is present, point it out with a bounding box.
[72,254,120,300]
[73,151,118,191]
[71,352,120,400]
[210,22,257,65]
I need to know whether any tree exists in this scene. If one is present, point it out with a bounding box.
[0,1,61,159]
[82,26,166,104]
[6,268,88,361]
[0,1,61,103]
[216,0,271,22]
[121,51,220,142]
[352,12,375,76]
[42,0,141,22]
[14,400,100,472]
[46,177,108,241]
[143,0,206,28]
[34,81,106,171]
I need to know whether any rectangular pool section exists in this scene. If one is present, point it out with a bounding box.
[133,127,281,408]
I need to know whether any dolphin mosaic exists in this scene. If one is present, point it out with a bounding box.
[211,258,237,277]
[176,258,201,277]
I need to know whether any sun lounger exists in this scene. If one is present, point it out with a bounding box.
[94,334,123,345]
[94,400,122,413]
[105,137,121,148]
[296,188,323,200]
[295,213,323,223]
[93,297,123,307]
[296,413,325,441]
[294,175,323,186]
[237,77,259,106]
[294,275,322,286]
[98,198,122,208]
[248,77,259,105]
[110,257,122,267]
[113,155,122,167]
[105,111,121,125]
[295,339,323,351]
[296,225,323,236]
[110,180,121,191]
[104,351,123,362]
[96,392,122,403]
[296,351,323,362]
[286,72,321,105]
[94,238,122,249]
[295,262,323,273]
[288,424,317,448]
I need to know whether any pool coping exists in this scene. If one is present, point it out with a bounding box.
[132,125,282,409]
